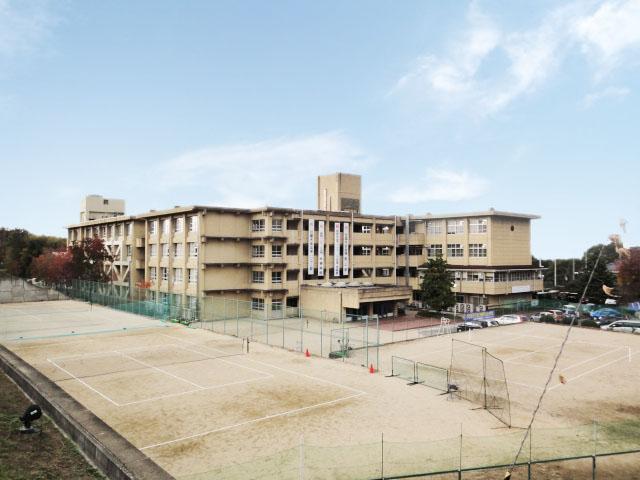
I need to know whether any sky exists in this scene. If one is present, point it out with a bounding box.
[0,0,639,259]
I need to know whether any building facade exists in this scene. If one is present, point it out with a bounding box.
[66,175,543,318]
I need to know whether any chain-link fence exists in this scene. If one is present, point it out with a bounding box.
[176,420,640,479]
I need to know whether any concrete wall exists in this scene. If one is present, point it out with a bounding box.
[0,278,64,304]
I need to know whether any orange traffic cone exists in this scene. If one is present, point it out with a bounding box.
[369,364,375,374]
[305,348,311,358]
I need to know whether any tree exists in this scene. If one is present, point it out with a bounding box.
[566,243,617,304]
[419,257,456,312]
[0,228,66,277]
[67,237,112,282]
[31,249,72,284]
[617,248,640,302]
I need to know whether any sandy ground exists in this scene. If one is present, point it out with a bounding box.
[2,301,639,479]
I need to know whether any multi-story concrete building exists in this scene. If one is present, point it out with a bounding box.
[80,195,125,223]
[66,174,543,318]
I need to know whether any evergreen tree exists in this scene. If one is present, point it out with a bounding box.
[419,256,456,312]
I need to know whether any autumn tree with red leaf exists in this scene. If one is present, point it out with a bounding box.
[32,237,112,285]
[617,248,640,302]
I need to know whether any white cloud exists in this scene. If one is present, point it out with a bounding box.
[156,132,371,208]
[393,1,640,114]
[581,85,630,108]
[0,0,56,58]
[389,168,489,203]
[572,0,640,74]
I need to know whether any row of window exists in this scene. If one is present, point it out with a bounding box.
[251,298,284,311]
[251,271,283,284]
[79,223,133,240]
[452,271,538,282]
[149,216,198,235]
[149,242,198,258]
[251,219,283,232]
[149,267,198,283]
[426,218,488,235]
[424,243,487,258]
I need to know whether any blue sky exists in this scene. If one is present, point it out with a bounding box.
[0,0,638,258]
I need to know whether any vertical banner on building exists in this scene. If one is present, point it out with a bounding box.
[318,221,325,277]
[334,222,341,276]
[342,222,350,276]
[307,218,315,275]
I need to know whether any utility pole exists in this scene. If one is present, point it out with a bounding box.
[554,259,557,287]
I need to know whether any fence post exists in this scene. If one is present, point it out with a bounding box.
[592,420,597,480]
[381,432,384,480]
[458,424,462,480]
[299,434,304,480]
[528,426,532,480]
[320,312,323,357]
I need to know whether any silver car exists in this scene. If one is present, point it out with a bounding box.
[600,320,640,333]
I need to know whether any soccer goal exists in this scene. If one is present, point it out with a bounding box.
[449,339,511,427]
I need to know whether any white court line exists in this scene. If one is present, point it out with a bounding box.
[162,333,367,395]
[549,349,640,391]
[506,346,626,372]
[47,358,121,406]
[173,343,273,377]
[119,375,274,406]
[140,391,366,450]
[117,351,206,390]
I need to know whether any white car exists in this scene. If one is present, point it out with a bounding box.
[495,314,523,325]
[600,320,640,334]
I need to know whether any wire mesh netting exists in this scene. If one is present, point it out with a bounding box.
[416,361,449,393]
[450,339,511,427]
[391,356,418,383]
[175,420,640,479]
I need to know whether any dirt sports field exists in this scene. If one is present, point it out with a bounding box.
[1,300,640,479]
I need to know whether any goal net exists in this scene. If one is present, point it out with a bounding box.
[449,339,511,427]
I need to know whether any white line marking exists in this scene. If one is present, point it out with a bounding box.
[117,351,206,389]
[47,358,121,406]
[140,392,366,450]
[549,349,640,391]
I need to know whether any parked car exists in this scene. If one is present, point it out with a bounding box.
[456,321,484,332]
[495,314,523,325]
[548,310,565,322]
[590,308,622,323]
[530,311,552,322]
[600,320,640,334]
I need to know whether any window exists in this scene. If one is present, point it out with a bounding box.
[271,300,283,311]
[188,242,198,257]
[149,244,158,257]
[161,243,169,257]
[117,224,123,237]
[149,220,157,235]
[252,271,264,283]
[272,219,283,232]
[447,244,464,257]
[103,199,109,205]
[252,245,265,258]
[470,218,488,234]
[126,245,132,258]
[174,243,184,257]
[495,272,508,282]
[447,220,464,235]
[188,268,197,283]
[361,224,372,233]
[251,298,265,311]
[377,268,391,277]
[427,244,443,257]
[251,219,265,232]
[162,218,170,235]
[272,271,282,284]
[173,268,183,283]
[188,296,197,309]
[427,221,442,235]
[286,244,298,256]
[149,267,157,281]
[510,271,534,281]
[188,216,198,232]
[408,245,423,256]
[376,246,391,256]
[161,267,168,281]
[126,222,133,236]
[469,243,487,257]
[174,217,184,233]
[272,245,282,258]
[357,246,372,256]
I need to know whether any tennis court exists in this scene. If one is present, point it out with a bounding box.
[1,300,505,479]
[378,321,640,429]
